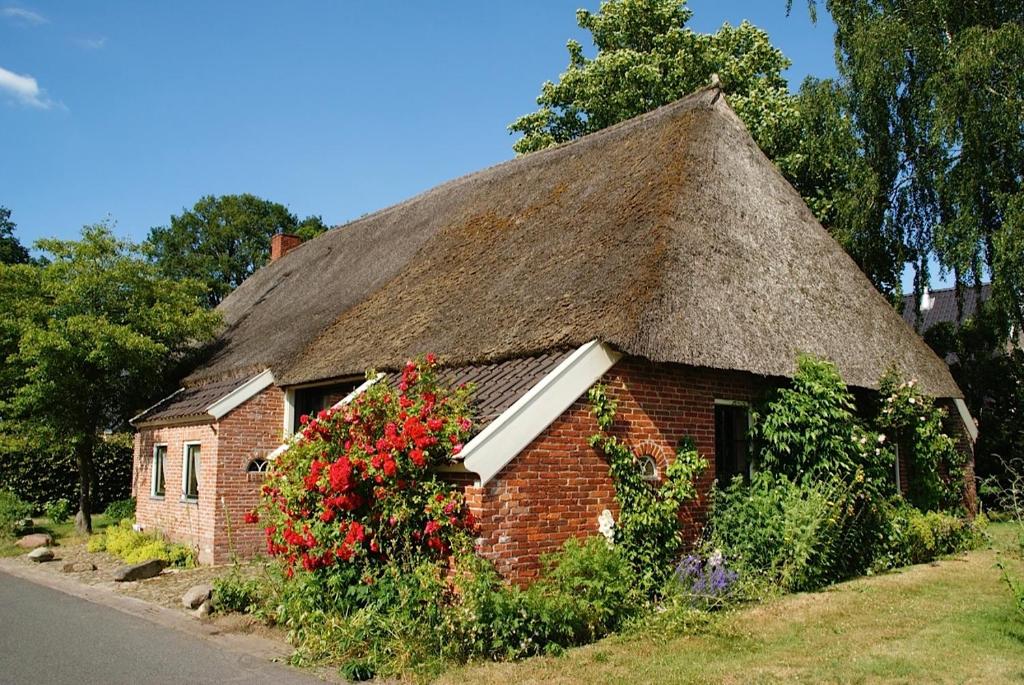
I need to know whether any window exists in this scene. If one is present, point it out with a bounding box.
[715,402,750,484]
[639,454,659,482]
[247,458,269,473]
[152,445,167,498]
[291,381,361,433]
[183,443,200,501]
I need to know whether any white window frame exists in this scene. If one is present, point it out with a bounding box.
[151,443,167,499]
[713,399,754,479]
[182,441,201,503]
[639,454,660,482]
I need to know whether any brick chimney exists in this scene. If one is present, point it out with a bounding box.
[270,233,302,262]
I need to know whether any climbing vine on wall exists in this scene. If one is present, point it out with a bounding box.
[877,371,968,512]
[587,384,707,593]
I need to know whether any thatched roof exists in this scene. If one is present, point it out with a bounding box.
[188,86,960,399]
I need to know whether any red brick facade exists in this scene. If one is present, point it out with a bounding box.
[466,358,771,581]
[132,356,976,572]
[132,386,284,564]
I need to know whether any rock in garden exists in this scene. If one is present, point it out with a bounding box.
[61,561,97,573]
[16,533,53,549]
[113,559,167,582]
[194,599,212,618]
[27,547,54,563]
[182,583,213,610]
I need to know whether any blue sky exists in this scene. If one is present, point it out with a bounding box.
[2,2,844,252]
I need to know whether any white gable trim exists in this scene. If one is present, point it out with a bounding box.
[269,373,384,460]
[463,340,621,487]
[953,398,979,443]
[207,369,275,420]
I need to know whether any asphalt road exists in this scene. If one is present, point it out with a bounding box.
[0,571,324,685]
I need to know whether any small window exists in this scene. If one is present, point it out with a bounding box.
[183,443,200,501]
[715,403,750,484]
[247,458,269,473]
[152,445,167,498]
[639,455,659,481]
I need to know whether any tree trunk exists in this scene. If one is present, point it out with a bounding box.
[75,439,94,535]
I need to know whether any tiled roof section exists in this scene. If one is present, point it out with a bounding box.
[385,349,574,428]
[133,375,251,424]
[902,285,991,333]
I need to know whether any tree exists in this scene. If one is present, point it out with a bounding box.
[791,0,1024,331]
[0,225,220,532]
[0,206,30,265]
[145,194,329,307]
[510,0,893,295]
[510,0,797,159]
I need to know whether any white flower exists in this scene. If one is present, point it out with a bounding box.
[709,549,724,567]
[908,397,916,405]
[597,509,615,545]
[877,434,886,444]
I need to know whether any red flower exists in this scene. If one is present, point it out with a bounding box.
[424,520,441,536]
[244,510,259,524]
[409,448,426,468]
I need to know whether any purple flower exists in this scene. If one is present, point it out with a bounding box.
[673,551,738,599]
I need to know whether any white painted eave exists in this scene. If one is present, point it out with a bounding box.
[462,340,621,486]
[953,398,979,443]
[206,369,276,420]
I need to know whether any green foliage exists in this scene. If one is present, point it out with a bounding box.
[754,354,890,489]
[877,371,966,511]
[44,498,71,525]
[588,384,706,592]
[0,206,30,266]
[145,194,328,307]
[212,570,263,614]
[89,519,196,568]
[0,490,31,539]
[276,536,644,680]
[102,497,136,523]
[706,472,859,592]
[510,0,796,159]
[0,224,220,532]
[874,500,980,569]
[795,0,1024,334]
[0,434,132,511]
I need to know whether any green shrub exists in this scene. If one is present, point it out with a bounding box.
[0,490,32,538]
[875,500,980,569]
[89,520,196,567]
[102,497,135,523]
[212,571,263,614]
[44,498,72,525]
[706,472,873,592]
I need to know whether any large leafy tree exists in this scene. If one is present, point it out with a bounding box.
[146,194,329,307]
[0,206,30,265]
[792,0,1024,332]
[0,225,220,532]
[510,0,889,295]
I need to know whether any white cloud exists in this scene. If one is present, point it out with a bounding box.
[1,6,47,25]
[0,65,55,108]
[76,36,107,50]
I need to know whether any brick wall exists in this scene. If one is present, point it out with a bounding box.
[211,386,285,562]
[470,357,769,582]
[133,422,219,561]
[132,386,285,564]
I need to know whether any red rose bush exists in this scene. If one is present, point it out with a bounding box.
[255,355,476,581]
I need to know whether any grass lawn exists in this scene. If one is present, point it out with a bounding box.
[439,522,1024,685]
[0,514,113,558]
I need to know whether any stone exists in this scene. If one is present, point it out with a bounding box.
[16,533,53,549]
[61,561,97,573]
[182,583,213,610]
[27,547,54,563]
[112,559,167,582]
[194,599,213,618]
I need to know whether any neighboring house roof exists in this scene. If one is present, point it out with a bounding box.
[182,85,959,398]
[901,285,992,334]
